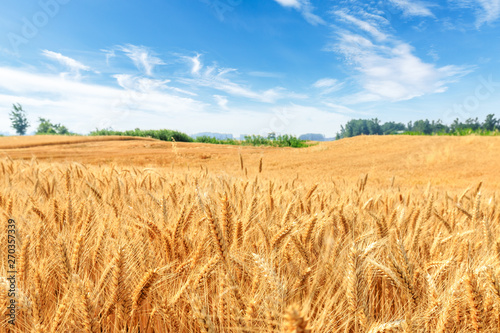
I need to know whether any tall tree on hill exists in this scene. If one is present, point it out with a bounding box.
[9,103,29,135]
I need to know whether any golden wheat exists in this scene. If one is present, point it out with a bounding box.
[0,157,499,332]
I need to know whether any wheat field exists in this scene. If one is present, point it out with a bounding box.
[2,135,500,189]
[1,138,500,332]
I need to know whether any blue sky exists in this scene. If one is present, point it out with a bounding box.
[1,0,499,137]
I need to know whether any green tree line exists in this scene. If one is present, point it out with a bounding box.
[336,114,500,139]
[195,134,308,148]
[89,128,193,142]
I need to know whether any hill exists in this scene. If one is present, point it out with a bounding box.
[0,135,154,149]
[1,135,499,189]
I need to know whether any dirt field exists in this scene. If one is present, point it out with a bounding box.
[1,135,499,190]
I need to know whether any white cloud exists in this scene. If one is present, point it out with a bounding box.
[41,50,92,79]
[113,74,177,93]
[448,0,500,27]
[112,73,197,96]
[334,10,388,41]
[336,34,470,102]
[313,78,338,88]
[0,66,348,137]
[214,95,228,109]
[388,0,435,17]
[475,0,500,26]
[182,54,202,75]
[273,0,325,25]
[0,66,206,134]
[274,0,301,9]
[313,78,344,94]
[328,8,471,103]
[101,49,116,65]
[179,61,298,103]
[119,44,164,76]
[322,102,370,115]
[190,54,202,75]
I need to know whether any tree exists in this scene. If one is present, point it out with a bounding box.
[367,118,382,135]
[336,119,382,138]
[412,119,432,134]
[335,113,500,140]
[36,118,70,135]
[381,121,406,134]
[482,114,498,131]
[36,118,57,134]
[450,118,463,132]
[465,117,480,131]
[36,118,69,135]
[9,103,29,135]
[431,119,449,133]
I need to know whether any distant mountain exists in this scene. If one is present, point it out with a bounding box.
[236,133,336,141]
[191,132,234,140]
[299,133,325,141]
[299,133,338,141]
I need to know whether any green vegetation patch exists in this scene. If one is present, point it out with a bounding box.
[89,128,194,142]
[195,134,308,148]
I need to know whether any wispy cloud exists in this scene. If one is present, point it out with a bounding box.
[184,53,202,75]
[273,0,325,25]
[448,0,500,27]
[113,74,197,96]
[313,78,344,95]
[41,50,93,79]
[118,44,164,76]
[335,33,470,103]
[179,56,300,103]
[214,95,229,109]
[472,0,500,26]
[101,48,116,65]
[329,9,471,103]
[388,0,435,17]
[274,0,301,9]
[0,66,205,133]
[334,10,388,41]
[0,66,349,137]
[114,74,168,91]
[322,102,370,115]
